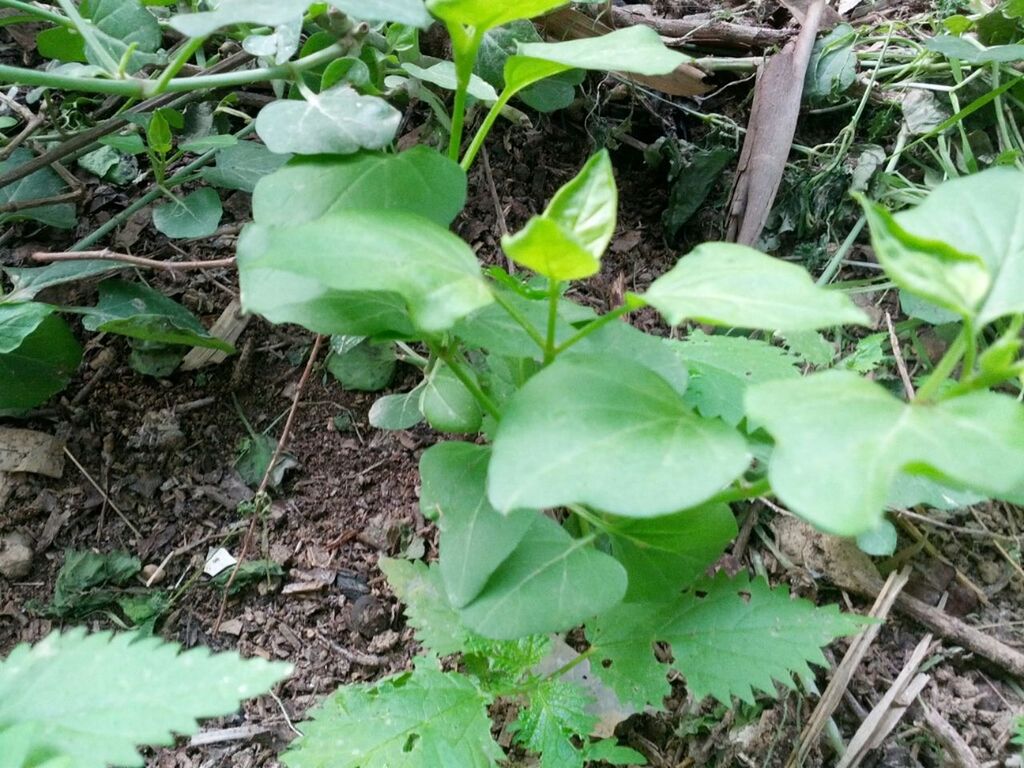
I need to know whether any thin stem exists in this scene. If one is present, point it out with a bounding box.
[553,305,632,356]
[431,343,502,422]
[546,646,596,681]
[446,25,482,162]
[33,249,236,271]
[544,279,560,364]
[0,0,72,27]
[54,0,119,73]
[154,36,208,93]
[490,290,546,352]
[707,477,772,506]
[461,90,512,171]
[915,328,968,402]
[960,320,977,383]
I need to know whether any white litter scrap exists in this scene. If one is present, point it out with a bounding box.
[204,548,238,577]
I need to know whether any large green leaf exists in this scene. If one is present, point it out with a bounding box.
[237,209,493,337]
[255,86,401,156]
[201,141,291,194]
[502,150,617,280]
[152,188,223,239]
[458,515,627,639]
[281,664,502,768]
[517,24,692,76]
[420,442,536,607]
[329,0,432,28]
[86,0,162,72]
[419,362,483,434]
[3,261,119,303]
[487,355,750,517]
[643,243,869,331]
[170,0,307,38]
[0,148,75,229]
[253,148,467,227]
[745,371,1024,535]
[0,308,81,413]
[79,280,233,351]
[861,168,1024,325]
[0,629,290,768]
[588,573,865,708]
[607,503,737,600]
[426,0,566,30]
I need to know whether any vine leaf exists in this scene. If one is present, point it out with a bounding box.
[0,629,290,768]
[746,371,1024,536]
[281,664,503,768]
[487,354,750,518]
[587,573,866,709]
[419,442,535,607]
[642,242,869,332]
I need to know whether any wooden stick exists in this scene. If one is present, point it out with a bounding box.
[33,249,236,271]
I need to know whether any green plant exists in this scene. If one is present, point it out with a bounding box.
[0,629,290,767]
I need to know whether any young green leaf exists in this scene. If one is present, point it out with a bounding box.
[746,371,1024,536]
[588,573,865,709]
[0,307,81,413]
[426,0,567,31]
[420,362,484,434]
[281,664,503,768]
[201,141,291,194]
[380,558,472,655]
[403,62,499,101]
[860,168,1024,325]
[487,355,751,518]
[237,209,493,337]
[608,503,737,600]
[420,442,535,607]
[0,149,75,230]
[0,629,290,768]
[152,188,223,239]
[253,148,467,228]
[369,387,426,430]
[642,243,869,331]
[501,150,617,280]
[79,280,234,351]
[459,515,628,639]
[255,86,401,156]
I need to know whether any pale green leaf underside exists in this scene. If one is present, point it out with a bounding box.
[282,664,502,768]
[170,0,307,37]
[488,354,751,517]
[517,25,692,75]
[403,61,499,101]
[644,243,870,331]
[0,630,290,768]
[746,371,1024,535]
[237,209,492,337]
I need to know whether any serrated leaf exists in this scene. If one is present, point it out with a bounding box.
[80,279,233,351]
[458,515,627,639]
[511,679,595,768]
[0,308,81,413]
[643,243,869,331]
[745,371,1024,535]
[861,168,1024,325]
[588,573,865,708]
[256,86,401,156]
[0,148,75,229]
[487,354,750,517]
[420,442,535,607]
[608,503,737,600]
[152,188,223,239]
[380,558,471,655]
[671,331,799,425]
[0,629,290,768]
[282,664,503,768]
[253,148,467,227]
[237,209,493,337]
[201,141,291,194]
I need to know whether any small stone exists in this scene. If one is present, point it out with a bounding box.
[350,595,389,638]
[219,618,244,636]
[978,560,1002,585]
[141,563,166,585]
[367,629,401,654]
[0,533,33,579]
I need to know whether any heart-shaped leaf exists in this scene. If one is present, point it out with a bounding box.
[152,188,223,239]
[643,242,870,331]
[237,210,493,337]
[253,148,466,227]
[255,86,401,156]
[0,149,75,230]
[458,515,627,639]
[0,305,81,412]
[201,142,291,194]
[420,442,535,607]
[746,371,1024,535]
[487,354,751,517]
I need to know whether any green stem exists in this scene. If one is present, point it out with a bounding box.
[491,290,546,352]
[915,329,968,402]
[446,25,482,162]
[707,477,772,506]
[431,344,502,422]
[0,0,72,27]
[544,279,560,364]
[461,90,512,171]
[546,647,596,681]
[553,305,632,356]
[54,0,120,73]
[0,42,347,98]
[960,320,977,383]
[154,36,208,93]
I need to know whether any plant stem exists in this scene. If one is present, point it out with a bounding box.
[0,42,347,98]
[708,477,772,505]
[0,0,72,27]
[461,90,512,171]
[553,305,632,356]
[544,279,560,364]
[915,328,968,402]
[431,344,502,422]
[154,36,208,93]
[490,290,546,352]
[546,647,595,681]
[446,25,482,162]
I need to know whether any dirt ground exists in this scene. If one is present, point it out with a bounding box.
[2,1,1023,766]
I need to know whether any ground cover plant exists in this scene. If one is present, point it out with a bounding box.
[1,0,1024,765]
